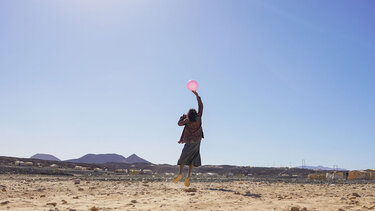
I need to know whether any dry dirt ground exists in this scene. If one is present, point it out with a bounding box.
[1,175,375,211]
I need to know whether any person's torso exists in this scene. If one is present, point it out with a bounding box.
[183,118,203,143]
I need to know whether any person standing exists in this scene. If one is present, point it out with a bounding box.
[173,91,204,187]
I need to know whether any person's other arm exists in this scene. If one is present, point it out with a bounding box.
[178,114,187,126]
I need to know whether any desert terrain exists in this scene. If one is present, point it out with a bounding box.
[1,174,375,211]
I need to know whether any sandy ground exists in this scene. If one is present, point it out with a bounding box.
[1,175,375,211]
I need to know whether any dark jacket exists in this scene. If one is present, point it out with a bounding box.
[178,96,204,143]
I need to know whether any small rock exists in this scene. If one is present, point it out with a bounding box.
[46,202,57,206]
[301,208,307,211]
[40,195,46,198]
[74,179,80,184]
[291,207,300,211]
[131,200,137,203]
[61,200,67,204]
[349,200,359,205]
[69,209,76,211]
[73,196,79,199]
[244,191,261,198]
[90,206,99,211]
[352,193,361,197]
[78,188,84,191]
[238,182,243,184]
[1,187,6,192]
[0,201,10,205]
[338,209,345,211]
[184,188,197,192]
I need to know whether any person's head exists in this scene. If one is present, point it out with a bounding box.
[188,108,198,122]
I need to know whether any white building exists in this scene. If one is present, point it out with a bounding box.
[142,169,153,175]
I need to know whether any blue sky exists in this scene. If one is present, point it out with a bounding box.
[1,1,374,170]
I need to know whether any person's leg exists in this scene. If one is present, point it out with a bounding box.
[188,164,193,178]
[179,164,184,174]
[173,165,183,183]
[185,164,193,187]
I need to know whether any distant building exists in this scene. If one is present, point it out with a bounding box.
[94,168,103,172]
[204,172,219,177]
[366,169,375,180]
[307,173,326,180]
[326,172,345,180]
[115,169,128,174]
[308,170,374,181]
[129,169,141,175]
[50,164,59,168]
[14,161,23,166]
[142,169,153,175]
[348,171,370,180]
[74,166,86,171]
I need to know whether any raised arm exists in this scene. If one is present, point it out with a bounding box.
[192,91,203,117]
[178,114,187,126]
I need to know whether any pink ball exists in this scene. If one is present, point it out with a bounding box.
[187,80,199,91]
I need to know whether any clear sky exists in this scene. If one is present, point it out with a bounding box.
[1,1,374,170]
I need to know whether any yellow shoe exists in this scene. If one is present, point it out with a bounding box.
[184,177,190,187]
[173,174,182,183]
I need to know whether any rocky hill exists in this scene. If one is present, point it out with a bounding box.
[30,153,61,161]
[125,154,151,164]
[65,153,128,164]
[65,153,151,164]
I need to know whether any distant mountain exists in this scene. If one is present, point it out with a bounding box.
[30,153,61,161]
[125,154,151,164]
[296,165,347,171]
[66,153,127,164]
[65,153,151,164]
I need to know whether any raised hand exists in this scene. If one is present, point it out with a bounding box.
[192,91,199,97]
